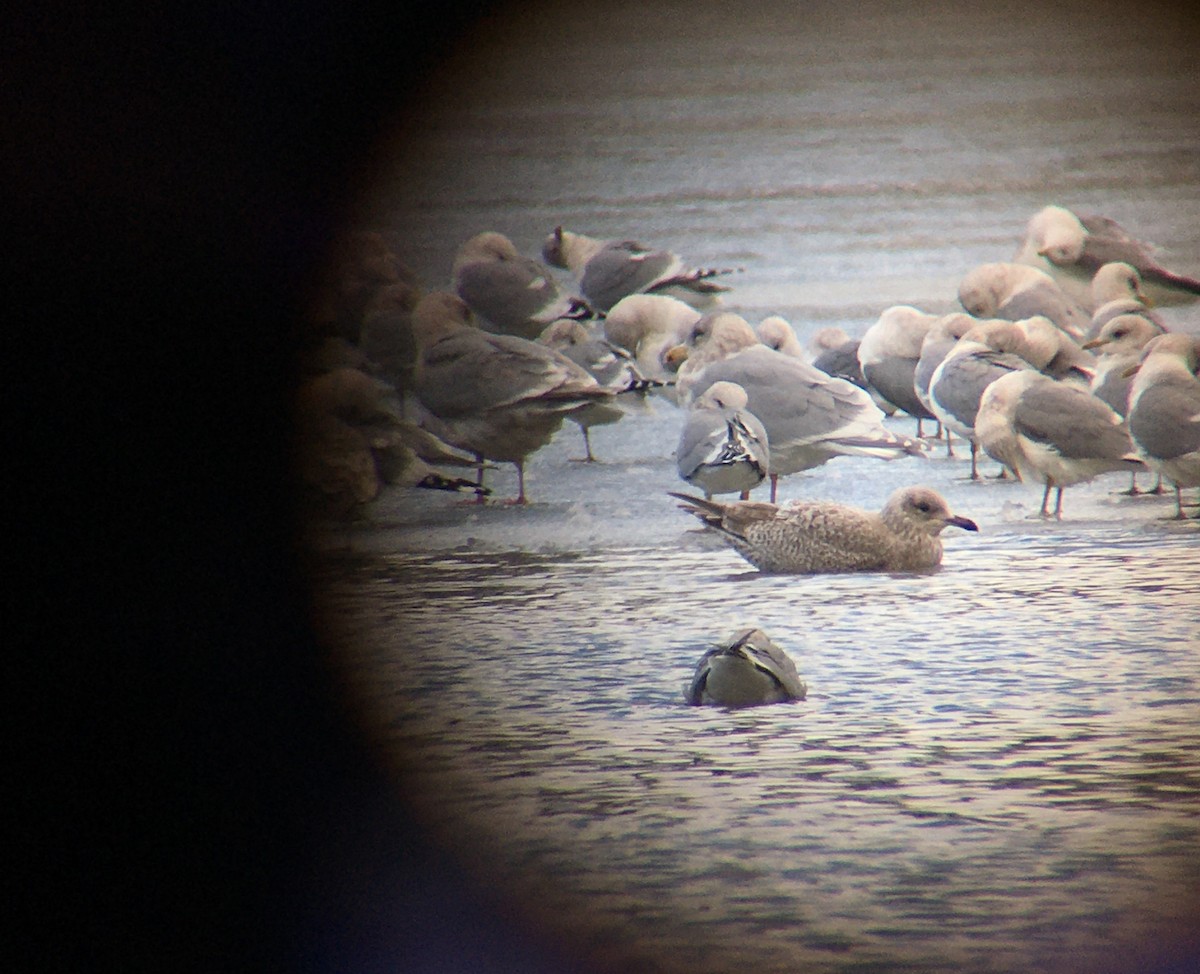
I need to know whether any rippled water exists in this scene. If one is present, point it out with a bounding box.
[313,1,1200,970]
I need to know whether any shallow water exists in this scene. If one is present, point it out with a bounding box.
[314,1,1200,970]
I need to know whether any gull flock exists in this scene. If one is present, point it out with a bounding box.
[298,207,1200,545]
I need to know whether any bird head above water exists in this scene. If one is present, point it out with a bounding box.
[880,486,979,537]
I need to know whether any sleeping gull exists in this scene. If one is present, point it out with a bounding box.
[976,370,1144,518]
[914,312,983,455]
[805,326,853,364]
[958,261,1090,339]
[1084,261,1166,341]
[686,344,924,502]
[676,381,769,499]
[542,226,734,312]
[685,628,806,708]
[602,293,702,384]
[755,316,807,358]
[669,312,761,402]
[670,485,977,574]
[1126,333,1200,518]
[453,231,592,340]
[538,318,655,461]
[411,292,613,503]
[1014,204,1200,309]
[857,305,942,434]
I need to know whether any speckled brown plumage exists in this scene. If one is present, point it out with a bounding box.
[670,486,978,574]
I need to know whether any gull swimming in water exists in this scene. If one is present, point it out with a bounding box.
[686,628,806,708]
[542,226,734,312]
[676,381,770,499]
[669,485,977,574]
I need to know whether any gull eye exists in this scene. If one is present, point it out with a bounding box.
[915,501,932,513]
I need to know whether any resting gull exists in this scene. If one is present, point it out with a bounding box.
[686,344,924,502]
[1084,261,1166,342]
[1126,333,1200,518]
[1081,313,1167,417]
[976,370,1143,518]
[676,381,770,499]
[542,226,734,312]
[670,485,977,574]
[411,292,613,503]
[958,261,1090,339]
[857,305,942,434]
[669,312,761,403]
[453,231,592,340]
[685,628,806,708]
[538,318,654,461]
[755,316,807,358]
[602,293,702,384]
[1014,204,1200,309]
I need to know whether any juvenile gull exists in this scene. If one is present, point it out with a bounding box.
[958,262,1090,339]
[411,292,613,503]
[685,628,806,708]
[1126,333,1200,518]
[976,370,1144,518]
[670,486,977,574]
[453,231,591,340]
[857,305,942,434]
[1014,204,1200,309]
[676,381,770,499]
[686,344,924,501]
[542,226,734,312]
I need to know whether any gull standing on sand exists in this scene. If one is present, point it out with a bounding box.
[670,486,977,574]
[453,231,592,340]
[676,381,769,499]
[410,292,613,503]
[542,226,734,312]
[958,262,1090,339]
[976,370,1144,518]
[1014,204,1200,310]
[1126,333,1200,519]
[686,628,806,708]
[686,344,924,502]
[857,305,942,435]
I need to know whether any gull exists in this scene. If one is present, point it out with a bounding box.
[676,381,770,499]
[685,628,806,708]
[669,485,977,574]
[976,370,1144,518]
[1084,261,1167,341]
[542,226,734,312]
[686,344,924,501]
[1126,333,1200,518]
[668,312,761,403]
[453,231,592,339]
[410,292,613,503]
[958,261,1090,339]
[602,293,702,384]
[755,316,807,358]
[1014,204,1200,310]
[857,305,942,434]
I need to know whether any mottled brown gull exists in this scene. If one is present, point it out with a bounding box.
[676,381,769,499]
[542,226,733,312]
[1014,204,1200,310]
[976,370,1144,518]
[1126,333,1200,518]
[685,628,806,708]
[669,485,977,574]
[453,231,591,340]
[411,292,613,503]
